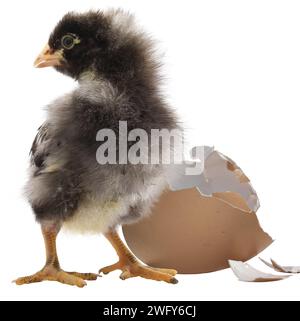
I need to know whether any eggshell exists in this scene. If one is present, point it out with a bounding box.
[123,188,272,273]
[123,147,272,274]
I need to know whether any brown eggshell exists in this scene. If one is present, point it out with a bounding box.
[123,188,272,274]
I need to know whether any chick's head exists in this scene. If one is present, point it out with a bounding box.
[34,10,139,80]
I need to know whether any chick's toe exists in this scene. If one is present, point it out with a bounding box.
[14,269,88,288]
[99,230,178,284]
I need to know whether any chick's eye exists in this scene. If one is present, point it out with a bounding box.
[61,35,75,49]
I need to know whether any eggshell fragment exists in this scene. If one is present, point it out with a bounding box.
[229,260,290,282]
[260,258,300,274]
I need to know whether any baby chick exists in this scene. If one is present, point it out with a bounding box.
[15,9,179,287]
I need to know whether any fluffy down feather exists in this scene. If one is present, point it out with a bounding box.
[25,10,180,234]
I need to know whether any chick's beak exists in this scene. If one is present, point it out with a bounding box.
[34,44,64,68]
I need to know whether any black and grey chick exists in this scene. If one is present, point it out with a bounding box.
[15,9,180,287]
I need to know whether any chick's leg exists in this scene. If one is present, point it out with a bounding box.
[99,229,178,284]
[14,223,98,287]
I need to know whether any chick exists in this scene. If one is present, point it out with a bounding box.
[15,9,179,287]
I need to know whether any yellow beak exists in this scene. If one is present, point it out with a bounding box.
[34,44,64,68]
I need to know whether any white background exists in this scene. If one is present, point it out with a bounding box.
[1,0,300,301]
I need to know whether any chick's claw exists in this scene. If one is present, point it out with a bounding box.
[99,262,121,275]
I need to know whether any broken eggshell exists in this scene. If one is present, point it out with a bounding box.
[260,258,300,274]
[228,260,290,282]
[122,146,272,274]
[229,258,300,283]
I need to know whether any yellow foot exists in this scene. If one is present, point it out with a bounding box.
[14,267,99,288]
[99,261,178,284]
